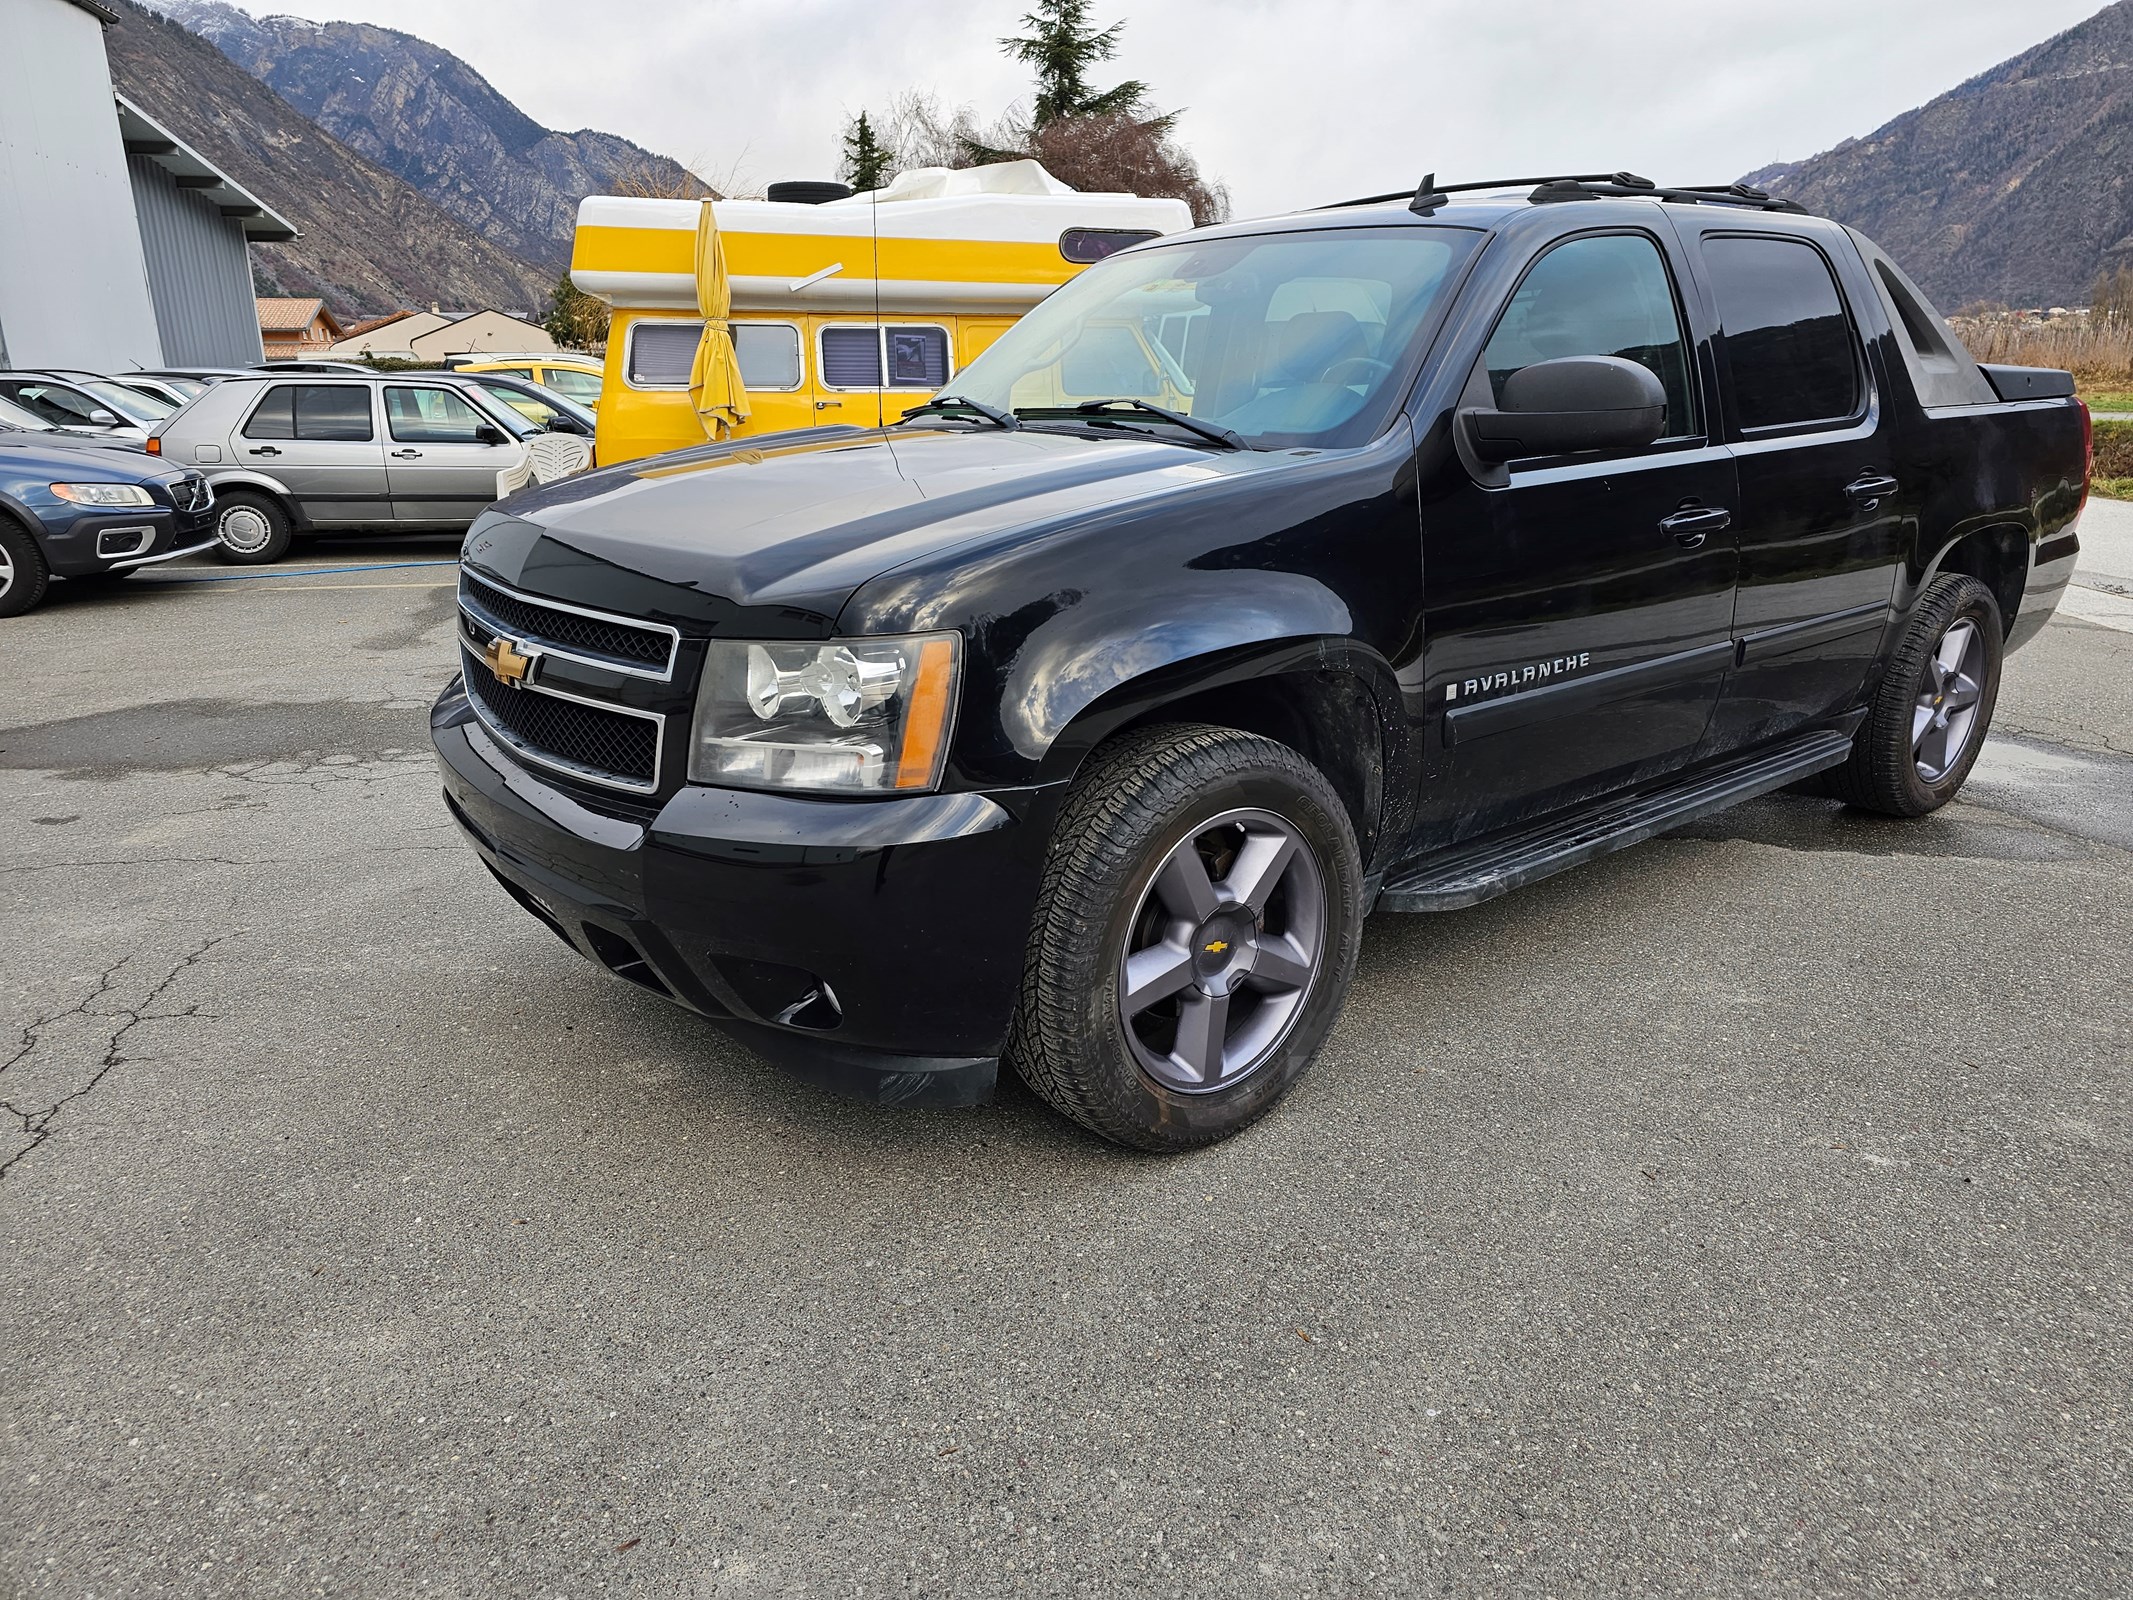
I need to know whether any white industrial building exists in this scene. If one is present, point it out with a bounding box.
[0,0,293,369]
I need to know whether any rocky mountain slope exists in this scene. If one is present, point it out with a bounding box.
[1743,0,2133,309]
[106,1,552,318]
[141,0,711,272]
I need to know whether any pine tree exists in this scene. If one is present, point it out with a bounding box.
[841,110,894,192]
[543,273,609,351]
[1000,0,1150,128]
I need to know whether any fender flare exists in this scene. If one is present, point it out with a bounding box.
[1025,625,1414,866]
[1912,518,2033,629]
[985,570,1354,776]
[200,468,306,526]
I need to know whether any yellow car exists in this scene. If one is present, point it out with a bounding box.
[455,358,604,412]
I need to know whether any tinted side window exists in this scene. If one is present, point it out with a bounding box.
[1705,236,1861,430]
[386,387,488,443]
[293,385,373,441]
[1485,233,1698,441]
[243,386,297,439]
[733,324,801,389]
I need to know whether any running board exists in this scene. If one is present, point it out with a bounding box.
[1378,730,1854,913]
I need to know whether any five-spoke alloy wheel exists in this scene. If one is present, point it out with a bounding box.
[1912,616,1986,782]
[1825,572,2004,816]
[1118,808,1326,1094]
[1008,724,1362,1152]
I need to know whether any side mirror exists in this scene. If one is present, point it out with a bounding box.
[1461,355,1666,464]
[475,423,507,446]
[90,409,123,427]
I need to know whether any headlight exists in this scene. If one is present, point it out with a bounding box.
[50,483,154,507]
[689,632,960,794]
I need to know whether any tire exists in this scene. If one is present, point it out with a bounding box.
[212,490,294,564]
[0,517,50,618]
[1826,573,2003,817]
[1005,723,1364,1152]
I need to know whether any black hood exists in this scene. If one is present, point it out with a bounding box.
[463,424,1299,632]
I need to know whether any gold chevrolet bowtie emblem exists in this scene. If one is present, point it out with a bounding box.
[483,634,533,687]
[1204,939,1230,956]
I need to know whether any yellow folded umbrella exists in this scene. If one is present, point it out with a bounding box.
[688,199,751,440]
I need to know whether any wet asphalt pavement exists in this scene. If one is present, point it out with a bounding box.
[1,520,2129,1598]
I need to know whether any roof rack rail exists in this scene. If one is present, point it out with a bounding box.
[1323,173,1650,213]
[1528,177,1807,214]
[1322,172,1809,217]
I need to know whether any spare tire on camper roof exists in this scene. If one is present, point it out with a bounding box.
[767,181,854,205]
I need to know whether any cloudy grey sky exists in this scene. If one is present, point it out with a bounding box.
[247,0,2106,216]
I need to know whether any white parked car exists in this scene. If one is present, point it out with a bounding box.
[147,372,554,563]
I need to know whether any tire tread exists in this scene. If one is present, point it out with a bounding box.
[1006,722,1358,1150]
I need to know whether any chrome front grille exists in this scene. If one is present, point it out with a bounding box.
[459,571,677,677]
[456,568,675,795]
[170,472,212,512]
[459,642,662,792]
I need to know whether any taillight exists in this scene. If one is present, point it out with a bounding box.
[144,434,161,455]
[2078,398,2092,512]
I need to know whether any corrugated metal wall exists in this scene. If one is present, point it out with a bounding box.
[128,155,266,367]
[0,0,164,369]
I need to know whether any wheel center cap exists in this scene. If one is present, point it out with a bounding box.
[1191,907,1254,984]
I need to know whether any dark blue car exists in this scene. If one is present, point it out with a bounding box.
[0,413,218,616]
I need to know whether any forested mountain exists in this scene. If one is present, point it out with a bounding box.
[142,0,711,272]
[1743,1,2133,308]
[106,1,553,317]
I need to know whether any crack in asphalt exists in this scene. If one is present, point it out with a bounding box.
[0,839,469,876]
[0,933,236,1181]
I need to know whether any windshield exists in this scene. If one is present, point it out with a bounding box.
[474,378,590,430]
[81,380,173,422]
[464,389,539,440]
[0,395,56,431]
[947,226,1477,449]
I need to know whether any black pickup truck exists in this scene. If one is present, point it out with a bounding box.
[432,173,2088,1151]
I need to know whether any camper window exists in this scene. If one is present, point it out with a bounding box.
[819,325,952,391]
[734,324,803,391]
[627,320,706,389]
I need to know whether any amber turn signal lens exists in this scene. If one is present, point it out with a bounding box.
[893,636,957,790]
[143,436,160,454]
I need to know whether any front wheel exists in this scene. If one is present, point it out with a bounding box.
[1828,573,2003,816]
[1006,724,1364,1151]
[0,517,51,618]
[213,490,294,565]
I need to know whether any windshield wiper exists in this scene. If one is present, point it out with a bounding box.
[1020,398,1247,451]
[895,395,1020,430]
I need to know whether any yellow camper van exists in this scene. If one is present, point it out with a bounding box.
[569,162,1193,464]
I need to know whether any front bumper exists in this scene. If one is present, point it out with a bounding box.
[431,679,1064,1108]
[40,503,217,578]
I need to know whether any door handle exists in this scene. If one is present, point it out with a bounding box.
[1659,505,1733,548]
[814,400,841,411]
[1846,473,1899,511]
[391,448,423,459]
[248,445,280,457]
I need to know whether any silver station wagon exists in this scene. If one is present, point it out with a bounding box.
[147,372,578,563]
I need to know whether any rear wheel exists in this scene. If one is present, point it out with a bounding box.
[1006,724,1364,1152]
[0,518,50,618]
[1827,573,2003,816]
[213,490,293,564]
